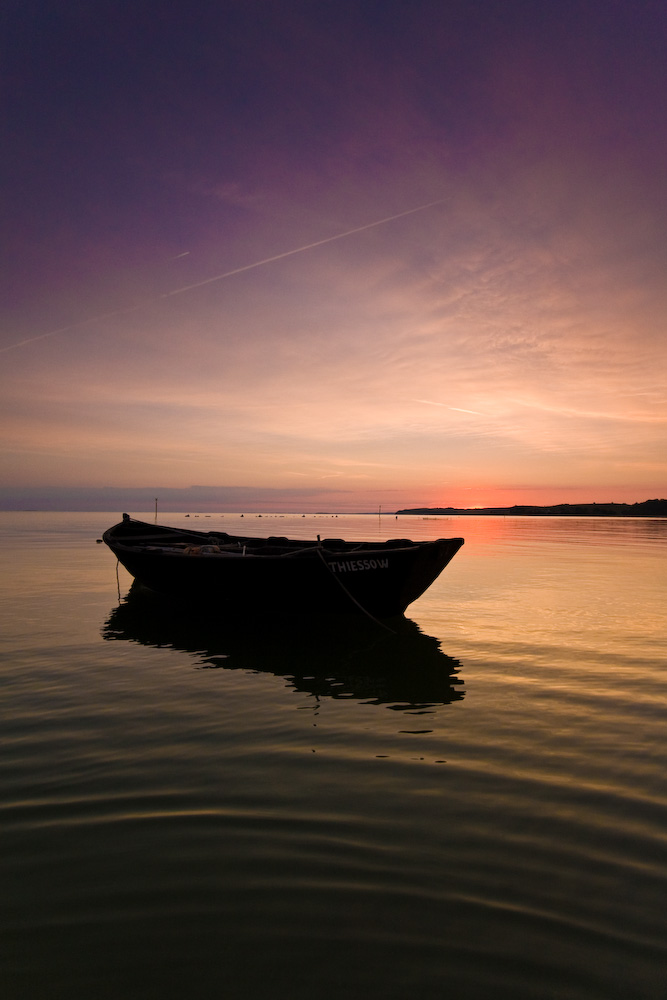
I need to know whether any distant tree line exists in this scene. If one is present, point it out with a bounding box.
[396,499,667,516]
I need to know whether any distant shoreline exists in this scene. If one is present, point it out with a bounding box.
[0,499,665,516]
[396,500,667,517]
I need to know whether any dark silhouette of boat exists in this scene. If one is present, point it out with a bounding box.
[103,583,465,710]
[103,515,464,619]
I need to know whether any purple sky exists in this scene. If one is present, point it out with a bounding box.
[2,1,666,511]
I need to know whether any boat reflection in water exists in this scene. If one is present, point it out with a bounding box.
[103,583,465,711]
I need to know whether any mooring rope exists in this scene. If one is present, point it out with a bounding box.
[315,547,396,633]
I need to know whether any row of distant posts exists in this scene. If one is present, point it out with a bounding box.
[154,499,391,523]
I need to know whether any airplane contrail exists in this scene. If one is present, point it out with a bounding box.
[414,398,484,415]
[1,198,447,353]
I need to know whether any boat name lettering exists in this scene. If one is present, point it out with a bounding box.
[330,557,389,573]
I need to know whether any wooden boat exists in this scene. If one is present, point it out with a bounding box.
[103,514,464,619]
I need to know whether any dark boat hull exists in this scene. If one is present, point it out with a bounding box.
[103,516,464,618]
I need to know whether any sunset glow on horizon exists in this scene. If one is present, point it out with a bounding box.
[2,2,666,512]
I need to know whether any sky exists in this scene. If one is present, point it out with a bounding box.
[2,0,666,512]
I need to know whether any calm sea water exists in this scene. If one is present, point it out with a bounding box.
[1,511,666,1000]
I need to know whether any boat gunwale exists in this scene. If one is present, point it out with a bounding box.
[102,517,464,561]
